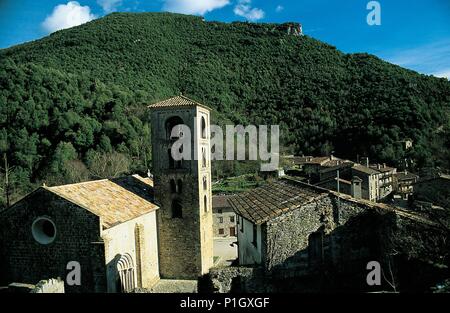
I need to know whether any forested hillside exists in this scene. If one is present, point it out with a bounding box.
[1,12,449,206]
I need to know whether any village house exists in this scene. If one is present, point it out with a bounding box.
[212,196,237,238]
[369,163,397,199]
[301,156,344,182]
[289,155,397,203]
[395,170,419,200]
[228,178,374,269]
[413,173,450,208]
[227,177,447,287]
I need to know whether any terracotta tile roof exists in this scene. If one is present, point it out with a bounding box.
[228,178,328,225]
[305,156,330,165]
[46,175,157,229]
[148,95,211,110]
[212,195,231,209]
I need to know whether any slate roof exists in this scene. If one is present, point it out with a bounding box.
[148,95,211,110]
[316,177,352,186]
[370,164,396,173]
[352,164,380,175]
[320,162,354,173]
[228,178,328,225]
[46,174,158,229]
[229,177,437,227]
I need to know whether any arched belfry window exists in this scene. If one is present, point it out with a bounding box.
[201,116,207,139]
[117,254,135,293]
[202,147,207,168]
[165,116,184,140]
[172,199,183,218]
[203,176,207,191]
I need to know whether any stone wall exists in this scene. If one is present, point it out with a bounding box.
[0,189,107,293]
[199,266,266,293]
[204,203,449,292]
[263,194,368,271]
[31,278,65,293]
[414,175,450,208]
[213,208,236,238]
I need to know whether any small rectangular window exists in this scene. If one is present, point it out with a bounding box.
[252,224,257,248]
[219,228,224,235]
[218,209,223,214]
[230,216,235,223]
[219,217,223,223]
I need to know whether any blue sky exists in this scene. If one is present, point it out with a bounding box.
[0,0,449,78]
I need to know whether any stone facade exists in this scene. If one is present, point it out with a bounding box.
[212,196,236,238]
[230,175,448,291]
[150,99,214,279]
[209,194,448,292]
[0,189,106,293]
[262,194,366,271]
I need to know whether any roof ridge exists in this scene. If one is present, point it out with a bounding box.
[148,95,212,110]
[47,178,109,189]
[282,176,330,194]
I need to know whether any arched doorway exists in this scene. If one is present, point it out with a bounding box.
[117,253,136,293]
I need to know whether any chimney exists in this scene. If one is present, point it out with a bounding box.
[377,164,381,170]
[383,163,386,168]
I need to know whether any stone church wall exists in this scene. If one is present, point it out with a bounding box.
[0,189,107,293]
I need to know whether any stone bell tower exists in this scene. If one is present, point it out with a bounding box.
[149,95,213,279]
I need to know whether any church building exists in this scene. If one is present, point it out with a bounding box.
[0,96,214,292]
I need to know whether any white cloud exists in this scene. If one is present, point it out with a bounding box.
[42,1,96,33]
[380,40,450,78]
[234,0,265,21]
[97,0,122,13]
[275,5,284,13]
[163,0,230,15]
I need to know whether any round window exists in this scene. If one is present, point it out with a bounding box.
[32,217,56,245]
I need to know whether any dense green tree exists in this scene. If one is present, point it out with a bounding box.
[0,12,449,206]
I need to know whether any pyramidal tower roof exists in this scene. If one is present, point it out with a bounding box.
[148,95,211,110]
